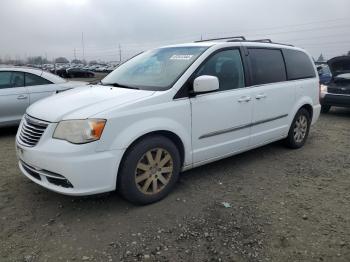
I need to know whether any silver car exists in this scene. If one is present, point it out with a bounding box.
[0,67,87,127]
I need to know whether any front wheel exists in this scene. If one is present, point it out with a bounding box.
[118,135,181,205]
[285,108,311,149]
[321,105,331,113]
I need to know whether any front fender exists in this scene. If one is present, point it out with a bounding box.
[96,100,192,166]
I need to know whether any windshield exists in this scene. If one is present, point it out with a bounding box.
[318,65,331,76]
[101,46,208,91]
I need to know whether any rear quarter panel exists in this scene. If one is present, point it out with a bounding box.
[290,77,320,125]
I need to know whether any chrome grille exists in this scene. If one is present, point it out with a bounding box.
[18,115,49,147]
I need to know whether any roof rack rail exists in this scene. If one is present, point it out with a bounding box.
[250,39,272,43]
[195,36,246,43]
[194,36,294,47]
[271,42,294,47]
[246,38,293,46]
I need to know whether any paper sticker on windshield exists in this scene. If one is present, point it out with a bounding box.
[170,55,194,60]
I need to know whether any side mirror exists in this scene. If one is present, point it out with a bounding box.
[193,75,219,93]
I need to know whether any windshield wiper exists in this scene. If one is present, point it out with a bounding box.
[102,82,139,89]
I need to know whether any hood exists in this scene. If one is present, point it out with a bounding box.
[327,56,350,77]
[27,85,155,122]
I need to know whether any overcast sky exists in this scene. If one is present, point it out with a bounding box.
[1,0,349,62]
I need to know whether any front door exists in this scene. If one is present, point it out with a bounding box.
[190,49,253,164]
[0,71,28,125]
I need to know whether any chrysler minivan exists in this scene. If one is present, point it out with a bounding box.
[16,37,321,204]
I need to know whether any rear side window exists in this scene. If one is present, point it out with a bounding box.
[248,48,286,85]
[25,73,52,86]
[11,72,25,87]
[283,49,316,80]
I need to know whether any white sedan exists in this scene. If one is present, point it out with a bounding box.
[0,67,87,127]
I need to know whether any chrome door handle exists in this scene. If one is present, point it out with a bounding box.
[255,94,267,100]
[238,96,251,102]
[17,95,28,100]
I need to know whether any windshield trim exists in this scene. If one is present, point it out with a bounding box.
[101,46,210,91]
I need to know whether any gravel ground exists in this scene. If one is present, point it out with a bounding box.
[0,108,349,262]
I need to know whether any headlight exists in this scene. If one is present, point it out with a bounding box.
[53,119,106,144]
[320,84,328,98]
[320,84,328,93]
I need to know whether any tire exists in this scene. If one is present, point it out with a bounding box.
[321,105,331,113]
[118,135,181,205]
[285,108,311,149]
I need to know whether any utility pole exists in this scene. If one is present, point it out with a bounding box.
[74,48,77,60]
[118,44,122,63]
[82,32,85,61]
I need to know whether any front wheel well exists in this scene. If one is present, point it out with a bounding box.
[117,131,185,181]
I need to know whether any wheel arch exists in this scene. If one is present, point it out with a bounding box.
[300,103,313,121]
[290,96,314,123]
[116,130,187,186]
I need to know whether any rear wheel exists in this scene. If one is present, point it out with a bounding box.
[118,135,181,204]
[321,105,331,113]
[285,108,311,149]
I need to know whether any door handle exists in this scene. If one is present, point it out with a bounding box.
[17,95,28,100]
[238,96,251,103]
[255,94,267,100]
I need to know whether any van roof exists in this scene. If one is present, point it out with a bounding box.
[162,36,305,53]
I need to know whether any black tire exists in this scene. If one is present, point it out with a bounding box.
[285,108,311,149]
[321,105,331,113]
[118,135,181,205]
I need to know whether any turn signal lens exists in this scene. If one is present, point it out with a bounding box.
[89,120,106,140]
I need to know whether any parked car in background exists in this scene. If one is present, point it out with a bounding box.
[0,67,87,127]
[320,56,350,113]
[15,37,320,204]
[66,68,95,78]
[317,64,332,85]
[52,68,69,78]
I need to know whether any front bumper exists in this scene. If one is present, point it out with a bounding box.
[16,121,124,196]
[320,93,350,108]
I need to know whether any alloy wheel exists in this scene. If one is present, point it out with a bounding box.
[135,148,173,195]
[293,114,308,143]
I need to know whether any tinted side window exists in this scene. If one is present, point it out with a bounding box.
[283,49,316,80]
[0,72,12,89]
[25,73,52,86]
[11,72,25,87]
[196,49,245,91]
[249,48,286,85]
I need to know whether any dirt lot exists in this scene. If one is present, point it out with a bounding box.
[0,109,349,262]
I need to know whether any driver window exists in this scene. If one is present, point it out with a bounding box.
[0,72,12,89]
[196,49,245,91]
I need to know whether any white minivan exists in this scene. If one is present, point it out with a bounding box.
[16,37,321,204]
